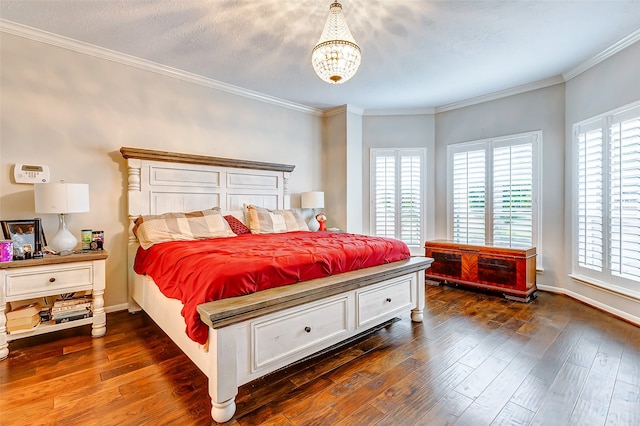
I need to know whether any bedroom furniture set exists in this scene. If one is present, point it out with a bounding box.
[119,147,434,422]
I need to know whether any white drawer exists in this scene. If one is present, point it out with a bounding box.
[357,277,413,328]
[251,296,349,371]
[5,263,93,298]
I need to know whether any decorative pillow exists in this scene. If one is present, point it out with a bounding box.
[245,205,309,234]
[224,215,251,235]
[133,208,236,249]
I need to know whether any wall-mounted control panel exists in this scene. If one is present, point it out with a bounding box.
[13,164,51,184]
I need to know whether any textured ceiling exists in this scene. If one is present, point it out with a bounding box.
[1,0,640,111]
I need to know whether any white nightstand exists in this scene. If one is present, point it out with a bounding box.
[0,251,108,360]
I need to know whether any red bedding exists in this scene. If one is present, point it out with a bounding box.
[134,231,410,344]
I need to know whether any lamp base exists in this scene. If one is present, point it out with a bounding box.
[49,214,78,254]
[307,215,320,232]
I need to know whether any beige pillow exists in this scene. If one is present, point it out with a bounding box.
[245,205,309,234]
[133,208,236,249]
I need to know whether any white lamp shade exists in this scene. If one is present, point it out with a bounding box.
[301,191,325,209]
[34,183,90,214]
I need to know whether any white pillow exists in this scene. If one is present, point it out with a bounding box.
[244,205,309,234]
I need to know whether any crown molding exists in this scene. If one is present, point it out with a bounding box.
[434,28,639,114]
[0,20,324,117]
[363,108,435,116]
[563,28,640,81]
[435,75,565,113]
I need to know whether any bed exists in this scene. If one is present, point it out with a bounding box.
[120,147,433,423]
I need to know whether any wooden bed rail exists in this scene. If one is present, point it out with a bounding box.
[198,257,434,328]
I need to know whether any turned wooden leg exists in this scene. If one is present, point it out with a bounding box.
[0,303,8,360]
[411,270,426,323]
[211,398,236,423]
[411,308,424,322]
[91,288,107,338]
[91,258,107,337]
[209,326,238,423]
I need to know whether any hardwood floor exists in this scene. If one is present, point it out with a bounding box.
[1,285,639,425]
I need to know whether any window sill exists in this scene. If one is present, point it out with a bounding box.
[569,274,640,302]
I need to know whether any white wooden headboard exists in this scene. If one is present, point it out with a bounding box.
[120,147,296,309]
[121,147,294,217]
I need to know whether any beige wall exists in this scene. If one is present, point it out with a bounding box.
[0,34,323,310]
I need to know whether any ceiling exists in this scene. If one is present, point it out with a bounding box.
[2,1,640,112]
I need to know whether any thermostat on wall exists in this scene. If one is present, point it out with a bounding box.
[13,164,50,184]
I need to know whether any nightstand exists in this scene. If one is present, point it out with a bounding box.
[0,251,108,360]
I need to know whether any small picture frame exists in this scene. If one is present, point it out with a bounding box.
[1,219,47,252]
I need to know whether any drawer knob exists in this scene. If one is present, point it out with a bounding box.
[304,326,311,333]
[49,277,56,283]
[386,297,392,303]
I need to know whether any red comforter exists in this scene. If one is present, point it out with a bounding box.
[134,231,410,344]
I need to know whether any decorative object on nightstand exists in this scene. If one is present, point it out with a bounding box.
[1,218,46,259]
[316,213,327,231]
[34,182,90,254]
[301,191,325,232]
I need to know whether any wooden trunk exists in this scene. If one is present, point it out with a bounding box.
[424,240,537,302]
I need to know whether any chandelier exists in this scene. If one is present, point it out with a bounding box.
[311,2,361,84]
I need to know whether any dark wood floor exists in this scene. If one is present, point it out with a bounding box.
[1,284,639,425]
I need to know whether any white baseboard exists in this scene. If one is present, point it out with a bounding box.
[537,284,640,326]
[105,303,129,314]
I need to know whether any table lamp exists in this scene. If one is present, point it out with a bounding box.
[301,191,325,232]
[34,182,90,254]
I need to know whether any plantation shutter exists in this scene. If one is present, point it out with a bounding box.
[573,101,640,293]
[371,149,425,246]
[576,122,604,272]
[373,152,396,238]
[609,111,640,281]
[452,149,486,244]
[493,139,534,247]
[448,132,539,260]
[400,154,423,245]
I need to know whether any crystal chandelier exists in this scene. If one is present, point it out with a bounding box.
[311,2,361,84]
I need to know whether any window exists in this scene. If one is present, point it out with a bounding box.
[447,132,540,253]
[370,148,426,247]
[573,102,640,292]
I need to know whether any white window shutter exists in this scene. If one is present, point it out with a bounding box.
[452,149,486,244]
[609,113,640,281]
[400,154,423,245]
[577,125,605,272]
[371,148,425,246]
[493,141,534,247]
[373,153,396,238]
[572,101,640,292]
[449,131,538,252]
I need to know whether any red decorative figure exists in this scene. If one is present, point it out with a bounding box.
[316,213,327,231]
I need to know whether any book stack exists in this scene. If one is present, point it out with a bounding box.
[51,297,93,324]
[6,302,41,334]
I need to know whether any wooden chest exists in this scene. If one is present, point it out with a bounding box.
[424,240,537,302]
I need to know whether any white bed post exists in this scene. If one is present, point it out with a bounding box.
[126,158,142,313]
[283,171,291,209]
[410,270,426,322]
[208,326,238,423]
